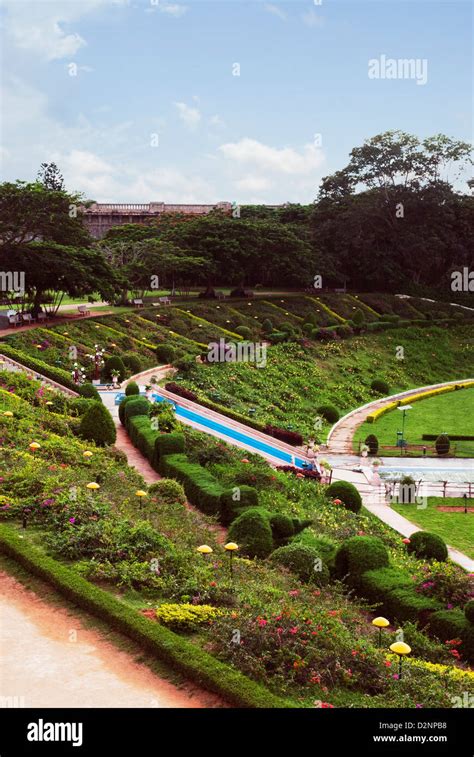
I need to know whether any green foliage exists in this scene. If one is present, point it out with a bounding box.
[154,433,185,463]
[325,480,362,513]
[118,395,137,425]
[148,479,186,506]
[335,536,389,582]
[78,402,116,446]
[123,397,150,421]
[435,433,450,455]
[78,382,101,400]
[156,344,175,363]
[156,603,224,632]
[407,531,448,561]
[365,434,379,455]
[464,600,474,624]
[371,379,390,394]
[352,309,365,327]
[429,609,474,662]
[358,567,414,604]
[125,381,140,396]
[228,508,274,559]
[261,318,273,334]
[385,589,443,624]
[220,485,259,526]
[317,405,340,423]
[235,326,252,339]
[159,454,224,516]
[269,513,295,541]
[122,353,142,375]
[0,527,288,707]
[103,356,126,382]
[270,543,330,584]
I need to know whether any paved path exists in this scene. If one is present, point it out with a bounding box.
[0,570,224,708]
[327,379,474,454]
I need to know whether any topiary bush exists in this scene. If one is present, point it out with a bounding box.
[156,603,224,632]
[118,395,137,425]
[220,485,259,526]
[365,434,379,455]
[261,319,273,334]
[385,589,442,625]
[269,513,295,543]
[122,353,142,375]
[78,383,100,400]
[102,356,126,382]
[228,508,273,559]
[435,434,450,455]
[371,379,390,395]
[428,609,474,662]
[325,480,362,513]
[358,567,414,605]
[79,402,116,446]
[407,531,448,562]
[317,405,339,424]
[148,479,186,506]
[270,543,330,585]
[235,326,252,340]
[123,397,150,423]
[464,600,474,624]
[335,536,389,584]
[352,309,365,327]
[125,381,140,396]
[156,344,175,364]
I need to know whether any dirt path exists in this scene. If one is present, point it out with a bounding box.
[0,570,225,708]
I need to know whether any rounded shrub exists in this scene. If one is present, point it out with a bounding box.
[78,402,116,446]
[118,395,136,425]
[156,344,175,364]
[302,322,313,336]
[235,325,252,340]
[102,356,126,382]
[270,543,330,584]
[122,353,142,375]
[148,479,186,506]
[220,486,259,526]
[464,600,474,624]
[261,318,273,334]
[335,536,389,583]
[228,508,273,559]
[365,434,379,455]
[125,381,140,396]
[435,434,450,456]
[407,531,448,562]
[78,383,100,400]
[269,513,295,541]
[352,309,365,327]
[371,379,390,394]
[123,397,150,422]
[317,404,339,424]
[325,480,362,513]
[174,355,196,374]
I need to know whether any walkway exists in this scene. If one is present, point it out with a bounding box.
[0,570,224,708]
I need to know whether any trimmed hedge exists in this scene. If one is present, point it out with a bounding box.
[124,397,150,422]
[159,454,224,516]
[156,344,175,363]
[428,609,474,662]
[118,395,137,425]
[325,481,362,513]
[335,536,389,584]
[0,527,289,707]
[0,344,79,392]
[78,383,101,400]
[317,405,340,424]
[357,567,414,605]
[125,381,140,396]
[371,379,390,395]
[154,432,185,463]
[465,600,474,624]
[407,531,448,562]
[220,485,259,526]
[127,415,157,464]
[78,402,116,446]
[385,589,442,625]
[264,425,303,447]
[165,382,198,402]
[228,508,273,559]
[270,543,330,584]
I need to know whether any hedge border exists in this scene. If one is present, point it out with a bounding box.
[0,526,290,708]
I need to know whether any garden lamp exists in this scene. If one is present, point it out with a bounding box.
[83,451,93,458]
[135,490,147,498]
[225,542,239,582]
[3,411,13,417]
[389,641,411,679]
[397,405,412,453]
[372,616,390,647]
[29,442,41,451]
[197,544,213,558]
[86,482,100,490]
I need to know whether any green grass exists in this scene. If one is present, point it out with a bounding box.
[355,387,474,457]
[391,497,474,558]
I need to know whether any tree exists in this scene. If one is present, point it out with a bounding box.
[37,162,65,191]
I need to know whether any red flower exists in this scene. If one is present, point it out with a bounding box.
[210,581,217,587]
[289,627,298,634]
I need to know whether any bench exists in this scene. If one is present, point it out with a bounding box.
[132,299,144,308]
[216,292,227,300]
[77,304,90,316]
[158,296,172,305]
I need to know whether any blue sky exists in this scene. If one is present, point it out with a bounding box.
[0,0,472,203]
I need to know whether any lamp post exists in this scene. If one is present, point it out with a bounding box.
[224,542,239,584]
[389,641,411,679]
[397,405,412,454]
[372,616,390,647]
[197,544,213,559]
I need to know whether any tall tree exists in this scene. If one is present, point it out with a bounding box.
[37,162,65,191]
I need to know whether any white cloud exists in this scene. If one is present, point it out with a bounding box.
[302,9,325,28]
[209,114,225,128]
[218,138,324,175]
[174,101,201,129]
[1,0,126,60]
[235,175,271,192]
[146,2,187,17]
[264,4,287,21]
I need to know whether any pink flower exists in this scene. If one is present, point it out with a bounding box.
[68,517,76,524]
[333,498,342,505]
[288,590,299,597]
[392,673,399,680]
[258,618,267,627]
[402,538,411,544]
[289,627,298,634]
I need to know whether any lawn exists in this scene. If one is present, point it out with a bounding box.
[354,387,474,457]
[391,497,474,559]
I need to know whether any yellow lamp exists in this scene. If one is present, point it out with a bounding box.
[29,442,41,451]
[197,544,213,555]
[135,490,147,498]
[86,482,100,490]
[390,641,411,679]
[45,401,54,406]
[372,616,390,647]
[225,542,239,582]
[3,411,13,417]
[83,451,93,458]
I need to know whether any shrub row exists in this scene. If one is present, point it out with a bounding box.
[0,526,289,707]
[264,425,303,447]
[0,344,79,392]
[165,382,198,402]
[366,382,474,424]
[422,434,474,442]
[159,453,225,516]
[428,610,474,663]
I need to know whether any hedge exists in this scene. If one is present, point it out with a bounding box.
[264,425,303,447]
[220,485,259,526]
[357,567,414,605]
[0,344,79,392]
[0,526,289,707]
[159,454,225,516]
[334,536,389,584]
[154,432,185,463]
[422,434,474,441]
[428,610,474,662]
[127,415,157,464]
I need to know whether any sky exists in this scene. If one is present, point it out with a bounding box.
[0,0,472,204]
